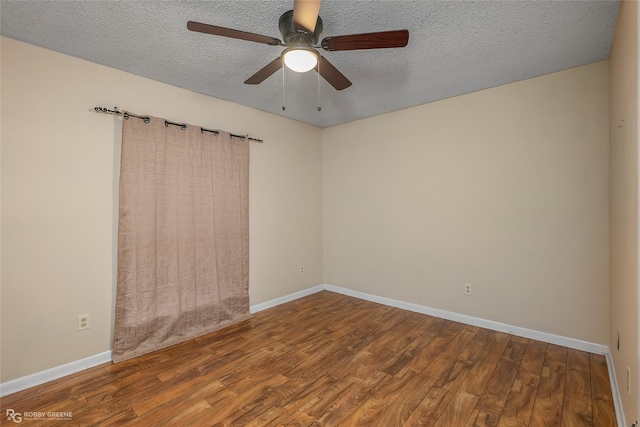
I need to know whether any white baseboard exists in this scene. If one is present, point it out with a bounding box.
[0,282,624,427]
[604,349,627,427]
[324,284,608,355]
[0,350,112,397]
[250,285,324,313]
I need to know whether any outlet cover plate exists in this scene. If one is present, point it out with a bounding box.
[78,314,89,331]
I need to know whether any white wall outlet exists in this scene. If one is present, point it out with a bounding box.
[299,265,304,275]
[78,314,90,331]
[464,284,472,295]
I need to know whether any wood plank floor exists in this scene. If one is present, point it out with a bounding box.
[1,291,617,426]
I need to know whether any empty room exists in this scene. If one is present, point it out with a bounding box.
[0,0,638,425]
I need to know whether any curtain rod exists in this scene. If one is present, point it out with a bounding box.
[93,106,264,143]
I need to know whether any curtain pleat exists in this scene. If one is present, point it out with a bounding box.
[113,115,250,363]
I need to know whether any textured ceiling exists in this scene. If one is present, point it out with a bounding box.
[1,0,619,128]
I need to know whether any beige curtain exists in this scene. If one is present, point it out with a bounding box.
[113,114,250,363]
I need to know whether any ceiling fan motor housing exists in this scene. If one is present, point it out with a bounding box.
[279,10,323,46]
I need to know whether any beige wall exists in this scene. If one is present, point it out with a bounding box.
[609,0,639,422]
[0,37,324,382]
[323,61,610,345]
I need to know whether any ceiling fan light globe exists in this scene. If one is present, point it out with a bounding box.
[283,49,318,73]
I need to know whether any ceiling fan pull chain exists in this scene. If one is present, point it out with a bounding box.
[317,61,321,111]
[282,66,286,111]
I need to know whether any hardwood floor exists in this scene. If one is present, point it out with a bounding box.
[1,291,617,426]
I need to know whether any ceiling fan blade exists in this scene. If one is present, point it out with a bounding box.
[293,0,322,33]
[316,55,352,91]
[321,29,409,51]
[187,21,282,46]
[244,57,284,85]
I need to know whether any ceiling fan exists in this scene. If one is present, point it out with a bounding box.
[187,0,409,91]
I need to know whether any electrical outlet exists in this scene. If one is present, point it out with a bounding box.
[464,284,472,295]
[78,314,89,331]
[299,265,304,275]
